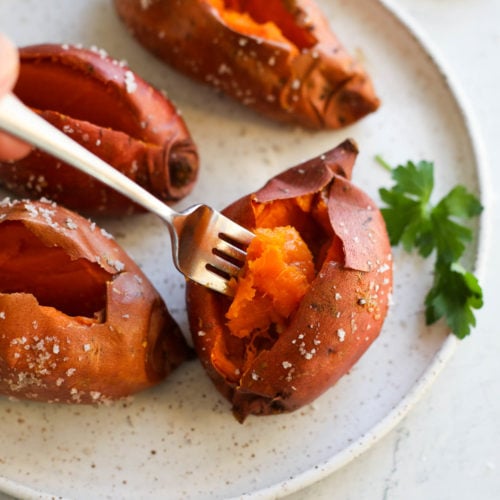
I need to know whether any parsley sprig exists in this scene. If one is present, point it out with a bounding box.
[377,157,483,339]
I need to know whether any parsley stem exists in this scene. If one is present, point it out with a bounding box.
[375,155,393,172]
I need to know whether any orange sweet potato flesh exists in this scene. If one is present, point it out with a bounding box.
[0,199,192,403]
[223,226,315,377]
[113,0,380,129]
[0,222,110,318]
[227,226,315,337]
[186,139,393,421]
[0,44,199,215]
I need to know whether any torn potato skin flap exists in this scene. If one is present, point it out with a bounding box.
[113,0,380,129]
[0,44,199,215]
[0,199,192,403]
[186,140,393,422]
[223,138,358,230]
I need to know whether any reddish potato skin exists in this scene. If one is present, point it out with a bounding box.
[0,44,199,215]
[186,140,392,421]
[113,0,380,129]
[0,198,192,403]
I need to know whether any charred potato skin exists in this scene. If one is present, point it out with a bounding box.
[0,44,199,215]
[186,140,392,421]
[113,0,380,129]
[0,199,192,403]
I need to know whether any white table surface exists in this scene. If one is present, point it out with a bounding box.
[1,1,499,499]
[288,1,500,499]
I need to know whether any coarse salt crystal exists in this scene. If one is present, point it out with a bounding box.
[100,228,113,239]
[107,259,125,272]
[378,263,390,273]
[25,203,38,217]
[124,70,137,94]
[218,63,232,75]
[65,218,78,230]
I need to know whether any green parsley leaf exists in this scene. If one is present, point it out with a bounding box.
[377,157,483,338]
[425,260,483,339]
[432,185,483,262]
[390,160,434,203]
[435,185,484,219]
[378,160,434,256]
[379,188,428,248]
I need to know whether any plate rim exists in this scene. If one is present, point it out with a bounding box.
[241,0,492,497]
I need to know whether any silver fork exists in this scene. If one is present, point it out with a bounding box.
[0,93,254,295]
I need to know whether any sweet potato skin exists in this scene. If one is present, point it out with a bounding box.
[113,0,380,129]
[0,198,192,403]
[186,140,392,421]
[0,44,199,215]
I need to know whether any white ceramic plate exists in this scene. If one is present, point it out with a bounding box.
[0,0,488,498]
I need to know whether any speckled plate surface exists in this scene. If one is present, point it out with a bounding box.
[0,1,487,499]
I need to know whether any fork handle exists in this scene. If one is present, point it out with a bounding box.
[0,93,176,223]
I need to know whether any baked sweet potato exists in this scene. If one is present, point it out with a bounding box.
[0,44,199,215]
[113,0,380,129]
[186,139,392,421]
[0,198,192,403]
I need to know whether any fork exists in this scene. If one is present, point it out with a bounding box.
[0,93,254,296]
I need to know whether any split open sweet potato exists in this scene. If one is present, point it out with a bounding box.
[186,139,392,421]
[113,0,380,129]
[0,198,192,403]
[0,44,199,215]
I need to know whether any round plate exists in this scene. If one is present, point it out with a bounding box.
[0,0,488,498]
